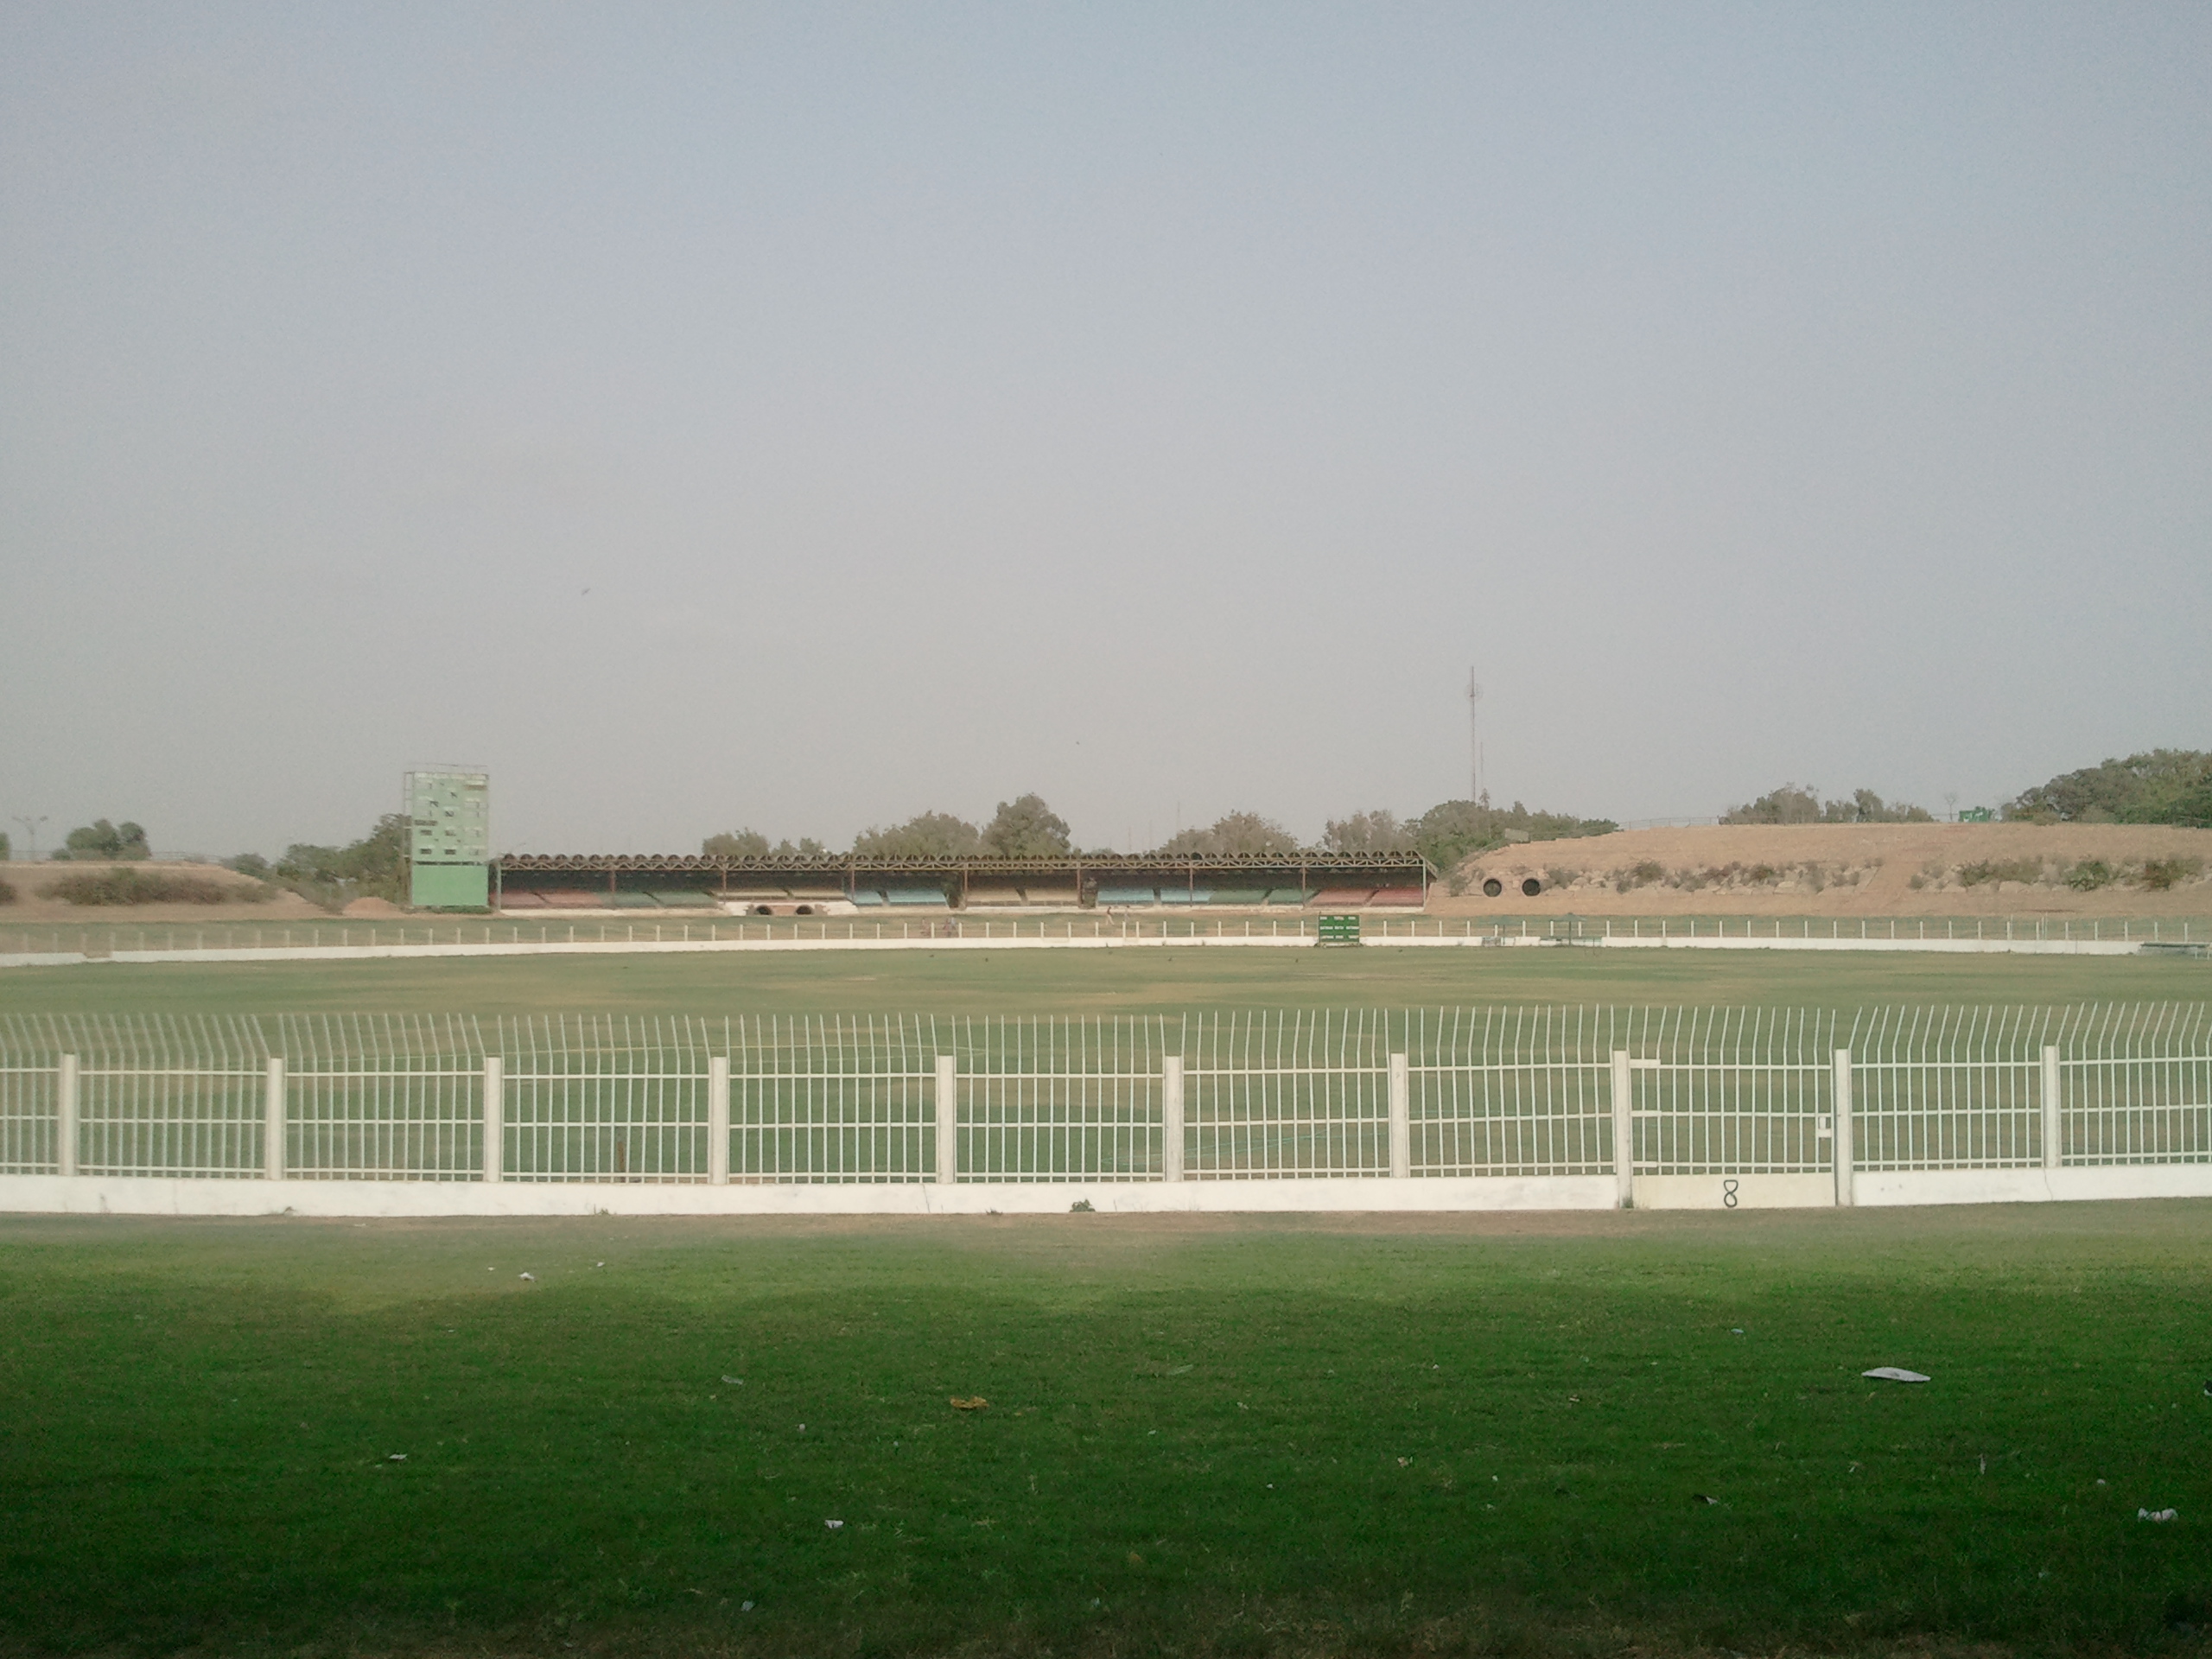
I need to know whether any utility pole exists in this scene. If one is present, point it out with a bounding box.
[10,815,48,861]
[1466,671,1484,804]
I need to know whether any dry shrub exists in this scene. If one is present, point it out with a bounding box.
[2139,856,2204,891]
[46,868,270,906]
[1616,861,1665,892]
[1958,859,2043,888]
[0,874,15,905]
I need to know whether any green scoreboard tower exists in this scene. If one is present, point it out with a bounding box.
[405,770,490,909]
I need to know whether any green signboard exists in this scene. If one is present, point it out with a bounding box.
[1317,913,1361,945]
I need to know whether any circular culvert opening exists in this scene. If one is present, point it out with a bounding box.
[1521,877,1542,897]
[1482,878,1503,898]
[753,904,772,915]
[795,905,815,916]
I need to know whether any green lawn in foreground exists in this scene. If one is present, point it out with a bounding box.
[1,944,2206,1015]
[2,1206,2208,1656]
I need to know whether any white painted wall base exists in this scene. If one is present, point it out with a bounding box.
[1853,1164,2212,1206]
[1632,1173,1836,1209]
[0,926,2174,972]
[0,1173,1621,1219]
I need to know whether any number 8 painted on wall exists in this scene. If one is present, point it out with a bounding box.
[1722,1178,1739,1209]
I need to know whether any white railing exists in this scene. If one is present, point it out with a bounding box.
[2,1007,2207,1192]
[1,913,2202,961]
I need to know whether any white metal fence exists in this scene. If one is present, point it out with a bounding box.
[2,1007,2208,1190]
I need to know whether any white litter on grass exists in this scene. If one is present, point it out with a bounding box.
[388,1453,407,1462]
[741,1601,753,1611]
[2140,1508,2177,1522]
[1862,1367,1930,1383]
[721,1376,744,1385]
[824,1519,844,1530]
[518,1273,536,1281]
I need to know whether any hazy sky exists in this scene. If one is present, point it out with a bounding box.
[3,4,2206,857]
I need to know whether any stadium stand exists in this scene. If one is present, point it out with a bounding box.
[1370,887,1424,906]
[495,852,1429,914]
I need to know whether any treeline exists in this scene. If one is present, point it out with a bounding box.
[704,793,1620,878]
[226,816,407,909]
[1721,750,2212,829]
[2004,749,2211,826]
[1722,786,1936,825]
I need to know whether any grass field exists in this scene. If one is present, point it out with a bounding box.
[3,1205,2209,1657]
[2,944,2208,1016]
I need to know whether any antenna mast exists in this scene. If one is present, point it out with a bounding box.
[1466,670,1483,804]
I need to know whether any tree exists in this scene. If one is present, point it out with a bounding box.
[1721,785,1821,825]
[56,818,151,860]
[850,811,983,859]
[1408,799,1618,878]
[271,814,408,906]
[1154,811,1300,858]
[0,831,10,862]
[984,794,1071,858]
[1322,810,1414,855]
[2006,750,2212,826]
[702,830,771,858]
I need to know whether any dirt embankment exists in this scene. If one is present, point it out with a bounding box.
[1437,823,2212,918]
[0,860,331,925]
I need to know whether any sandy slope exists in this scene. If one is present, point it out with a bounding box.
[1441,823,2212,918]
[0,860,329,925]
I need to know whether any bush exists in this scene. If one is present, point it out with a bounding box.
[0,874,15,905]
[46,868,270,906]
[2138,856,2204,892]
[1616,861,1664,892]
[1958,859,2043,887]
[2065,860,2113,892]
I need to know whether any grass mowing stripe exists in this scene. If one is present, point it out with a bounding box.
[1,1207,2209,1655]
[1,944,2207,1014]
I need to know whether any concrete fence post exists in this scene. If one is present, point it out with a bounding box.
[1832,1049,1854,1207]
[2041,1044,2063,1171]
[1387,1052,1411,1179]
[1161,1056,1185,1182]
[481,1056,503,1185]
[56,1053,79,1179]
[935,1055,957,1185]
[1611,1051,1634,1206]
[264,1057,286,1182]
[709,1055,731,1185]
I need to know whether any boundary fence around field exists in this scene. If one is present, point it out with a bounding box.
[1,912,2206,969]
[3,1007,2209,1215]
